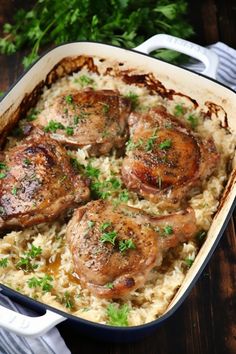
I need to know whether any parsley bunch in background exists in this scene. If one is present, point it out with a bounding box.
[0,0,194,68]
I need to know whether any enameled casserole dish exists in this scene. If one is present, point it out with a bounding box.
[0,34,235,341]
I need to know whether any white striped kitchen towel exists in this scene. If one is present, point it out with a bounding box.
[0,41,235,354]
[184,42,236,91]
[0,293,71,354]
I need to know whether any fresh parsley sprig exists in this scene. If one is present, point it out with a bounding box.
[0,1,194,68]
[107,303,130,326]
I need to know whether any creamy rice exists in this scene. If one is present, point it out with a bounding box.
[0,66,235,326]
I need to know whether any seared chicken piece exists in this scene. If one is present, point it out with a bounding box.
[34,89,131,156]
[0,129,90,229]
[122,105,219,207]
[67,200,197,299]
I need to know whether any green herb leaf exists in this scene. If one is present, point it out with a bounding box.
[11,186,18,196]
[75,75,94,87]
[124,92,139,109]
[187,114,198,129]
[100,231,117,245]
[185,258,194,268]
[65,95,73,104]
[85,164,100,179]
[16,244,42,271]
[107,303,130,326]
[119,189,129,202]
[44,120,65,133]
[126,138,143,152]
[119,239,136,253]
[26,108,38,122]
[62,291,74,309]
[102,103,110,114]
[0,1,193,68]
[174,104,184,116]
[23,158,31,166]
[0,172,6,179]
[163,225,173,235]
[87,220,95,228]
[28,274,53,292]
[145,131,157,152]
[159,139,172,150]
[0,258,8,268]
[100,221,112,232]
[106,282,114,289]
[66,126,74,136]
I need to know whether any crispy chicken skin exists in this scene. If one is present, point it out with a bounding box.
[0,129,90,229]
[34,89,131,156]
[122,105,219,207]
[66,200,197,299]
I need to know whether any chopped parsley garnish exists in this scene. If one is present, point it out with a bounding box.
[106,282,114,289]
[65,94,73,104]
[187,114,198,129]
[107,303,130,326]
[119,239,136,253]
[87,220,95,228]
[65,126,74,136]
[174,104,184,116]
[102,130,110,138]
[85,164,100,179]
[100,231,117,245]
[11,186,18,196]
[159,139,172,150]
[100,221,112,232]
[23,158,31,166]
[0,258,8,268]
[196,230,207,243]
[0,172,6,179]
[16,244,42,271]
[145,131,158,152]
[119,190,129,202]
[102,103,110,114]
[75,75,94,87]
[73,115,79,125]
[91,177,122,199]
[163,225,173,235]
[125,92,139,109]
[185,258,194,268]
[126,138,143,152]
[69,157,84,173]
[44,120,65,133]
[26,108,38,122]
[60,174,67,182]
[27,274,53,292]
[0,163,7,170]
[62,291,74,309]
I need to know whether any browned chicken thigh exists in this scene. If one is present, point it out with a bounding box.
[0,129,90,230]
[66,200,197,299]
[34,89,131,156]
[122,105,219,207]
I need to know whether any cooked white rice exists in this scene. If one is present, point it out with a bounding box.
[0,66,235,326]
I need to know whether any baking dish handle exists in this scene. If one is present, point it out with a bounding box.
[0,304,66,337]
[134,34,219,79]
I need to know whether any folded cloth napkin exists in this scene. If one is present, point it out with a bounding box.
[184,42,236,91]
[0,41,235,354]
[0,293,71,354]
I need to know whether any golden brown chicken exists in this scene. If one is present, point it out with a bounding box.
[66,200,197,299]
[0,128,90,230]
[34,89,131,156]
[122,105,219,207]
